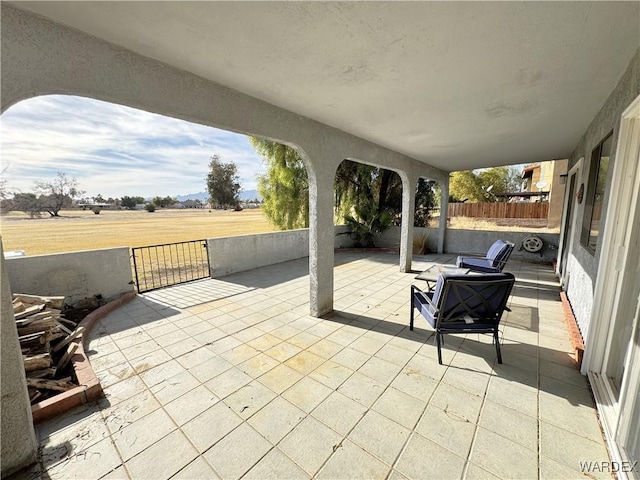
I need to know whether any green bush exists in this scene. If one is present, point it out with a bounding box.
[345,201,392,248]
[144,203,156,212]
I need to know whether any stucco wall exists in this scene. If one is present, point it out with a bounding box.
[0,4,446,317]
[4,247,133,305]
[377,226,560,264]
[548,159,568,229]
[1,242,38,476]
[209,225,353,277]
[564,49,640,341]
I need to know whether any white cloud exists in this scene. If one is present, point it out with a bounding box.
[0,95,266,198]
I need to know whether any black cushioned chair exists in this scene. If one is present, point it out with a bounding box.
[456,239,515,273]
[410,272,515,364]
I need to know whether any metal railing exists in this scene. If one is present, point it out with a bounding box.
[131,240,210,293]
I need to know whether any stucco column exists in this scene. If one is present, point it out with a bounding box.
[1,240,38,477]
[400,173,418,273]
[308,165,337,317]
[438,177,449,254]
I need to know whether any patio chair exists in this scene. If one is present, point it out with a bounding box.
[456,239,515,273]
[410,272,515,364]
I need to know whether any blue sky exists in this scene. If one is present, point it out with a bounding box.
[0,95,265,199]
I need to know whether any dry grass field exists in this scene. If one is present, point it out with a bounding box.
[0,208,558,257]
[0,208,276,256]
[444,216,559,233]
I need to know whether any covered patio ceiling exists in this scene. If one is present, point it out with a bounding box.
[10,1,640,172]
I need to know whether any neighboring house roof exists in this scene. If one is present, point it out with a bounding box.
[521,165,540,179]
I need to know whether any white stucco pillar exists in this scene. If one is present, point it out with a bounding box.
[308,165,337,317]
[400,173,418,273]
[438,177,450,254]
[1,240,38,477]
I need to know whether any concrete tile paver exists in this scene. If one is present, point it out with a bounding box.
[202,423,271,480]
[24,253,611,480]
[279,416,342,476]
[395,432,466,480]
[124,429,198,480]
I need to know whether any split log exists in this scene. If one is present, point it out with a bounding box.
[26,378,76,392]
[57,317,78,329]
[23,353,51,372]
[13,300,26,314]
[52,327,85,353]
[12,294,65,310]
[29,389,43,403]
[27,368,57,379]
[55,321,73,336]
[17,317,56,336]
[16,310,60,328]
[45,331,65,345]
[56,343,78,370]
[19,332,45,344]
[14,304,45,320]
[19,334,48,354]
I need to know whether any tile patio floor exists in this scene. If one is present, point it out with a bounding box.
[20,252,611,479]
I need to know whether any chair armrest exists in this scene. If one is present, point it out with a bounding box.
[411,284,438,311]
[457,251,488,258]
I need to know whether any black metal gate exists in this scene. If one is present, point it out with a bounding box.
[131,239,210,293]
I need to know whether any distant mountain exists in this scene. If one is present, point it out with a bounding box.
[175,191,208,202]
[239,190,262,201]
[175,190,262,202]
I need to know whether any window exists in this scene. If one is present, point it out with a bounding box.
[581,132,613,253]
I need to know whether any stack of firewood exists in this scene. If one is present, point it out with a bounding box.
[14,294,82,404]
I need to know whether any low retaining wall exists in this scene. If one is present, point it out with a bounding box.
[377,226,560,263]
[208,225,353,277]
[5,247,134,305]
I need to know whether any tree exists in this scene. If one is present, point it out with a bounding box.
[0,166,10,202]
[35,172,84,216]
[449,166,520,203]
[449,170,484,203]
[152,196,177,208]
[250,138,309,229]
[206,155,241,208]
[415,178,437,227]
[477,166,521,198]
[334,161,408,222]
[121,196,145,210]
[11,193,43,218]
[250,139,438,231]
[0,167,13,214]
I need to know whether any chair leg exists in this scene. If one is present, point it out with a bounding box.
[436,332,443,365]
[494,328,502,364]
[410,305,414,331]
[409,288,414,331]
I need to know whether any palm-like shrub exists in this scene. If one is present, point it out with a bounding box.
[344,202,393,248]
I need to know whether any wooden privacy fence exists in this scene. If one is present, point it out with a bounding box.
[447,202,549,219]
